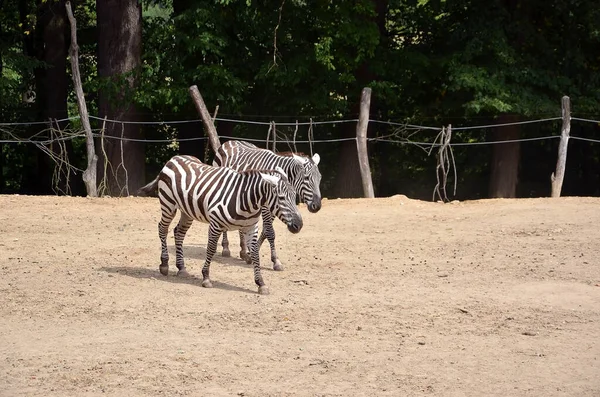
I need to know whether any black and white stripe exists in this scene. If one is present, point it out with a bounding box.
[139,155,303,295]
[213,140,322,271]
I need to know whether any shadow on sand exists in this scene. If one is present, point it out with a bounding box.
[98,264,258,295]
[182,244,276,272]
[183,244,251,268]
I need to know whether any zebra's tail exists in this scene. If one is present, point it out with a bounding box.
[136,176,159,197]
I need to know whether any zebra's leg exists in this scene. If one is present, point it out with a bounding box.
[173,213,194,277]
[259,208,283,271]
[221,231,231,257]
[158,204,177,276]
[201,224,221,288]
[244,224,269,295]
[239,230,251,264]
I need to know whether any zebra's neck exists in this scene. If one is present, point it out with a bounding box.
[239,171,276,210]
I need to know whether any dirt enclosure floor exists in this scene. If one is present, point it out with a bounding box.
[1,195,599,397]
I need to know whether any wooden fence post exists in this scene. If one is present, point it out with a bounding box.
[551,95,571,197]
[356,87,375,198]
[272,121,277,152]
[189,85,221,153]
[66,1,97,197]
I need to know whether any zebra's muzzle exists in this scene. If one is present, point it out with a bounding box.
[307,197,321,213]
[307,203,321,213]
[287,218,303,234]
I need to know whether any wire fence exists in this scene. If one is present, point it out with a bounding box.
[1,114,599,145]
[2,110,598,198]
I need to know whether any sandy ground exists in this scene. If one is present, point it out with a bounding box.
[0,194,599,397]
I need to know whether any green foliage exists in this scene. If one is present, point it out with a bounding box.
[1,0,600,197]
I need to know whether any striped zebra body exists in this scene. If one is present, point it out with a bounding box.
[213,140,322,271]
[140,155,303,295]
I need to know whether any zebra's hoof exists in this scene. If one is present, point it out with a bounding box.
[222,248,231,257]
[159,264,169,276]
[240,251,252,264]
[177,268,190,277]
[273,260,284,271]
[202,279,213,288]
[258,286,270,295]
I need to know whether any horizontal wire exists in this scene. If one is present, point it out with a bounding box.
[570,136,600,143]
[216,117,359,126]
[91,133,206,143]
[5,115,595,132]
[0,116,80,126]
[1,115,598,146]
[369,120,442,130]
[1,133,595,147]
[451,117,562,131]
[219,135,357,143]
[370,135,560,146]
[571,117,600,124]
[88,115,360,126]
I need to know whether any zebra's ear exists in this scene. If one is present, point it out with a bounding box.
[312,153,320,165]
[275,166,288,181]
[292,153,309,165]
[259,172,281,187]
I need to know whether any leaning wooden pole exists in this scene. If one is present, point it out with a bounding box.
[356,87,375,198]
[189,85,221,153]
[551,95,571,197]
[66,1,97,197]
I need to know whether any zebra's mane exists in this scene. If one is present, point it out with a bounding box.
[238,168,286,176]
[277,151,307,158]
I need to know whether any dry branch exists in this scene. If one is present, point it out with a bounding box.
[117,123,129,197]
[265,122,273,150]
[429,125,457,202]
[272,121,277,152]
[204,105,219,163]
[308,118,314,156]
[48,120,72,195]
[97,118,112,196]
[355,87,374,198]
[551,96,571,197]
[293,121,298,153]
[189,85,220,153]
[268,0,286,73]
[2,122,83,195]
[279,127,294,153]
[66,1,97,197]
[33,121,82,195]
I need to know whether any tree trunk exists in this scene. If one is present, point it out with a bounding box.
[36,0,75,195]
[334,136,364,198]
[0,50,2,192]
[334,88,365,198]
[96,0,144,196]
[333,0,387,198]
[488,114,520,198]
[18,0,42,195]
[0,142,3,193]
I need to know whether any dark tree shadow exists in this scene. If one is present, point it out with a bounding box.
[98,265,257,295]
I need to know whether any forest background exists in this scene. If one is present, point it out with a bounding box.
[1,0,599,200]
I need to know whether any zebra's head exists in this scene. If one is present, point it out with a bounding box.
[291,153,322,213]
[260,167,303,234]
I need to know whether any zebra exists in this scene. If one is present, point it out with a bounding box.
[213,140,322,271]
[138,155,303,295]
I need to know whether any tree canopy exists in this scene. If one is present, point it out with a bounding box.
[1,0,599,198]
